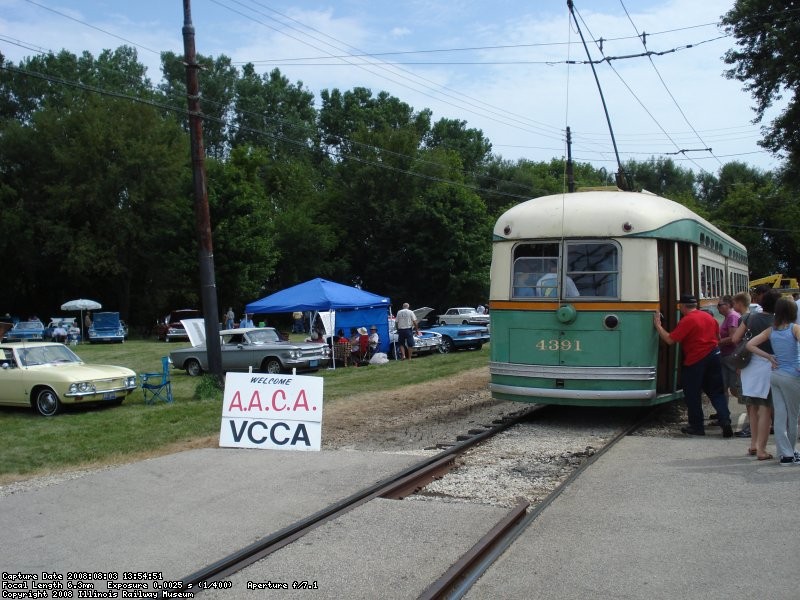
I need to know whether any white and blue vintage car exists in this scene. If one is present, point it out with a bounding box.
[87,312,125,343]
[415,307,490,353]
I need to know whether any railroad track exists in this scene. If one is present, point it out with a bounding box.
[173,405,541,594]
[174,404,656,598]
[418,407,657,600]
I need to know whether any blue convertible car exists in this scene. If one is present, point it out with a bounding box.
[415,307,490,353]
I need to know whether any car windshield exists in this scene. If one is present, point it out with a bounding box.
[93,313,120,328]
[16,322,42,330]
[245,329,282,344]
[18,345,81,367]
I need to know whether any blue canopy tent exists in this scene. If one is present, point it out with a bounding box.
[245,278,392,354]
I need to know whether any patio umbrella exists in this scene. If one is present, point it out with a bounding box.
[60,299,102,342]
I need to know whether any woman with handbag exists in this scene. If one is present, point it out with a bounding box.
[746,296,800,465]
[731,289,779,460]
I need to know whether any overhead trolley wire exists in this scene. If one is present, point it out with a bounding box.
[570,2,708,175]
[210,0,565,141]
[6,1,777,174]
[0,63,544,203]
[239,20,727,64]
[22,0,161,56]
[619,0,722,167]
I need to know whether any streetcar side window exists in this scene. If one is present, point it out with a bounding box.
[565,242,619,298]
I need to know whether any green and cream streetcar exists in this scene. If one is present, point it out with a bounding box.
[489,189,749,407]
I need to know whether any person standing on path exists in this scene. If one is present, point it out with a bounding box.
[731,289,779,458]
[717,295,741,401]
[746,296,800,465]
[395,303,419,360]
[653,293,733,437]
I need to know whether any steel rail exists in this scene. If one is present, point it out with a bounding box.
[173,405,544,593]
[419,407,657,600]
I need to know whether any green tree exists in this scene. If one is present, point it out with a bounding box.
[424,117,492,176]
[318,88,431,298]
[206,147,279,309]
[0,48,192,326]
[623,157,697,202]
[231,66,316,156]
[402,147,492,307]
[159,51,237,158]
[721,1,800,169]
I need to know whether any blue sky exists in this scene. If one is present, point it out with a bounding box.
[0,0,782,175]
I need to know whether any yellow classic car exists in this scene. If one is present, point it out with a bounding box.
[0,342,138,416]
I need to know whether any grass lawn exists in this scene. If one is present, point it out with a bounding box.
[0,336,489,481]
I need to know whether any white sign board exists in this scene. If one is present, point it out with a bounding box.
[219,372,324,451]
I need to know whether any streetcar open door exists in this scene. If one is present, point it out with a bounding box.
[656,240,696,396]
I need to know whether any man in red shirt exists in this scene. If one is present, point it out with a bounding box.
[653,293,733,437]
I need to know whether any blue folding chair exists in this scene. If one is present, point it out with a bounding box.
[141,357,173,404]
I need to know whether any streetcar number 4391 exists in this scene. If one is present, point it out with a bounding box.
[536,339,582,351]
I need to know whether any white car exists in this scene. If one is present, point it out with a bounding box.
[437,307,489,326]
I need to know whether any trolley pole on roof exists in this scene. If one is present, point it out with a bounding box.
[182,0,222,381]
[567,0,629,191]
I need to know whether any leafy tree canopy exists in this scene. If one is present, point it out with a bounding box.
[722,1,800,168]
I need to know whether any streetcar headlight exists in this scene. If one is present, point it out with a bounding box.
[603,314,620,330]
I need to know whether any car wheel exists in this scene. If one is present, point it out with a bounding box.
[462,320,469,325]
[185,359,202,377]
[439,320,447,326]
[439,336,454,354]
[34,388,61,416]
[263,358,282,374]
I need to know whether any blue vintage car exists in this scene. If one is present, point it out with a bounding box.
[87,312,125,344]
[4,319,45,342]
[415,307,490,353]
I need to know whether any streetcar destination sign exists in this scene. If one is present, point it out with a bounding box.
[219,372,323,451]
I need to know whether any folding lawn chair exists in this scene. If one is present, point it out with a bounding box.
[141,356,174,404]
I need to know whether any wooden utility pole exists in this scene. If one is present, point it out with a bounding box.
[566,126,575,193]
[182,0,222,379]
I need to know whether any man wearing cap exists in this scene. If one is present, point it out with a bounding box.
[653,293,733,437]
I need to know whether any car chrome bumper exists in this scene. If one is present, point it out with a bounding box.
[65,383,138,398]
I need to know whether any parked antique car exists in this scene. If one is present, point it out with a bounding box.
[410,330,443,355]
[4,319,45,342]
[88,312,125,343]
[170,325,331,376]
[386,315,443,357]
[436,307,490,326]
[0,342,138,416]
[416,308,490,353]
[156,309,202,342]
[43,317,81,343]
